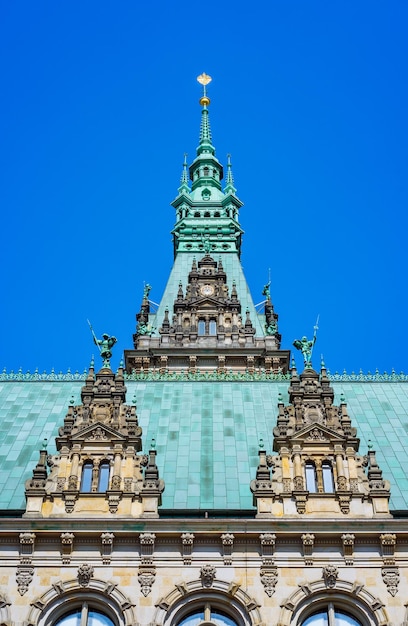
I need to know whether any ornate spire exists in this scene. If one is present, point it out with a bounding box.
[224,154,237,195]
[197,73,214,156]
[178,153,190,194]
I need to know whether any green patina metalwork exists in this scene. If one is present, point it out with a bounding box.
[171,83,243,257]
[1,379,408,513]
[1,368,408,382]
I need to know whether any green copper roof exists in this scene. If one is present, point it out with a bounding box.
[1,379,408,513]
[150,252,266,336]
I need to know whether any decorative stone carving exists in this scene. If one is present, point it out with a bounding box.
[322,565,338,588]
[260,533,276,566]
[181,532,194,565]
[221,533,234,565]
[60,532,74,564]
[380,533,396,565]
[101,532,115,564]
[382,567,399,596]
[138,569,156,597]
[77,563,94,587]
[341,533,355,565]
[64,492,78,514]
[140,532,156,565]
[260,567,278,597]
[337,493,351,514]
[200,564,216,587]
[19,532,35,564]
[301,534,314,566]
[16,565,34,596]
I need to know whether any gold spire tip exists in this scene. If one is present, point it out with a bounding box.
[197,73,212,106]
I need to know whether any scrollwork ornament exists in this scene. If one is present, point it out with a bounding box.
[322,564,338,588]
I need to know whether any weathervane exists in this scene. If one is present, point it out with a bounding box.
[197,73,212,106]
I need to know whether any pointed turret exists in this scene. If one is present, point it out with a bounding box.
[171,74,243,257]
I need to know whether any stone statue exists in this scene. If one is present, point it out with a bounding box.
[293,335,316,367]
[94,333,117,368]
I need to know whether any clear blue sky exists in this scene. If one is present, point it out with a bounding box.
[1,1,407,374]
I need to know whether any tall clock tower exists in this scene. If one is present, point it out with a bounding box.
[125,75,290,375]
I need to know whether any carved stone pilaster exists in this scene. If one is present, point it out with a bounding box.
[60,532,74,564]
[101,532,115,564]
[181,533,194,565]
[323,565,338,588]
[16,566,34,596]
[301,533,314,566]
[77,563,94,587]
[200,564,216,588]
[260,567,278,597]
[221,533,234,565]
[382,567,399,596]
[341,533,355,565]
[259,533,276,566]
[380,533,396,565]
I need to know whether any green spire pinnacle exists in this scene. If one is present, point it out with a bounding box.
[224,154,237,195]
[170,75,244,257]
[178,153,190,194]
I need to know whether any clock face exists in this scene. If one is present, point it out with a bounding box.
[200,284,215,296]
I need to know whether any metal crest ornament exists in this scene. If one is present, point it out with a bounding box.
[197,73,212,86]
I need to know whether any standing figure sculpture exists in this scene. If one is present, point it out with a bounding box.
[293,335,316,367]
[94,333,117,368]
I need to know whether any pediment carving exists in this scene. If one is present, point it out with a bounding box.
[70,422,125,444]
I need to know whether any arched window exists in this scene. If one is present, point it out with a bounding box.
[303,607,362,626]
[80,462,93,492]
[55,607,115,626]
[305,462,317,493]
[209,320,217,335]
[198,320,206,336]
[178,605,238,626]
[322,462,335,493]
[98,462,110,492]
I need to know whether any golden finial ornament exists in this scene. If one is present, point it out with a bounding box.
[197,72,212,106]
